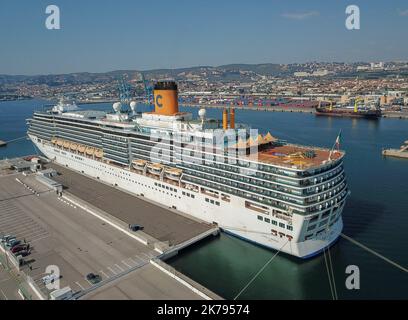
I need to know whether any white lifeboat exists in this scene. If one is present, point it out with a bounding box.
[70,142,78,151]
[164,167,182,181]
[132,159,147,171]
[77,144,86,153]
[85,146,95,156]
[146,163,163,175]
[94,149,103,158]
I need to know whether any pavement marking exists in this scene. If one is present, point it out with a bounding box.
[0,278,12,284]
[141,252,152,260]
[134,255,145,263]
[100,270,109,279]
[121,260,132,268]
[0,289,8,300]
[30,234,51,243]
[127,257,138,265]
[75,281,85,290]
[84,278,94,286]
[114,263,124,272]
[107,266,118,275]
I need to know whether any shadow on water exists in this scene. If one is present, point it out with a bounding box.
[342,197,386,238]
[168,231,342,300]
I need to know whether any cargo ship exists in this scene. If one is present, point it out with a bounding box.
[316,100,382,119]
[27,81,348,259]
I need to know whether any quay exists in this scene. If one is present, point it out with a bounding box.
[382,140,408,159]
[0,157,222,300]
[382,111,408,119]
[183,104,408,119]
[382,149,408,159]
[182,103,316,113]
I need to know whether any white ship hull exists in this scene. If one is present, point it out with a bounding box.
[30,135,344,259]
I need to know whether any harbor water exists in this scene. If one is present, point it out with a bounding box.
[1,99,407,299]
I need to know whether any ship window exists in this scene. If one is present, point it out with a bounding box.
[279,223,285,228]
[310,215,319,224]
[205,198,209,202]
[321,210,330,219]
[318,219,328,227]
[215,201,220,206]
[264,218,270,223]
[307,224,316,231]
[257,215,263,221]
[271,220,277,225]
[287,225,293,231]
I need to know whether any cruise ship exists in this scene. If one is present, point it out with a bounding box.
[27,81,348,258]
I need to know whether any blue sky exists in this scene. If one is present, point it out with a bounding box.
[0,0,408,75]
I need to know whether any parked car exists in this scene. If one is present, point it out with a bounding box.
[1,235,14,243]
[129,224,144,232]
[11,244,29,254]
[6,239,20,248]
[17,250,30,257]
[42,273,61,285]
[86,273,102,284]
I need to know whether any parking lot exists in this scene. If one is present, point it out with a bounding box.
[0,172,204,299]
[0,266,21,300]
[47,163,212,246]
[0,173,159,298]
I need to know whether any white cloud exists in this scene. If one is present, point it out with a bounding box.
[398,9,408,16]
[281,11,320,20]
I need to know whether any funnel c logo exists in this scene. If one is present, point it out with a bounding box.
[156,95,163,108]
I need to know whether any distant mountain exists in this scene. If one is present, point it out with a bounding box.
[218,63,286,75]
[0,64,290,85]
[1,62,406,85]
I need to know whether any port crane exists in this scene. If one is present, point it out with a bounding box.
[117,75,133,108]
[318,99,334,111]
[354,97,364,113]
[140,73,153,108]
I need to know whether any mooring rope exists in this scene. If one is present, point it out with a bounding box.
[327,245,338,300]
[3,135,28,144]
[323,246,335,300]
[340,233,407,273]
[233,240,289,300]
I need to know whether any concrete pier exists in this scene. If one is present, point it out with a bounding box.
[0,158,222,300]
[382,149,408,159]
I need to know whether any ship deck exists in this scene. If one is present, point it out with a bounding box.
[250,144,343,170]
